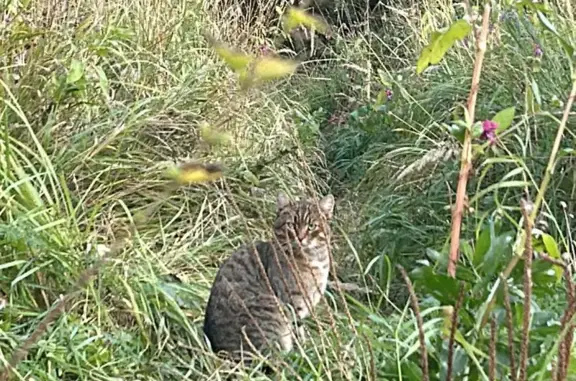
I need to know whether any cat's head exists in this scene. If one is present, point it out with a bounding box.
[273,192,334,258]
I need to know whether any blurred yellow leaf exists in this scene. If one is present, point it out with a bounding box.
[167,162,223,184]
[199,122,231,146]
[213,44,253,71]
[252,57,297,81]
[283,7,329,34]
[238,56,297,89]
[206,34,252,71]
[207,35,297,88]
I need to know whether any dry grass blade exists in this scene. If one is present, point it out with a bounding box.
[397,264,429,381]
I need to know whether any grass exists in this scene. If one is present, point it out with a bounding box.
[1,0,576,379]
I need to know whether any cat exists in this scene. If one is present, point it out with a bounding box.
[203,192,335,363]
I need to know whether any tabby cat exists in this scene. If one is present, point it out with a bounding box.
[203,192,335,361]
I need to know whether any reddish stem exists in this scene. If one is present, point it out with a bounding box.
[448,4,492,277]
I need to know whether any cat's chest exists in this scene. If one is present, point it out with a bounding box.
[308,257,330,293]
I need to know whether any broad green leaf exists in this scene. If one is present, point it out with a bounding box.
[480,231,514,276]
[542,233,563,282]
[530,260,560,292]
[401,360,423,381]
[416,45,433,74]
[429,20,472,65]
[416,21,471,74]
[542,234,561,259]
[416,31,442,74]
[446,123,466,143]
[67,59,84,84]
[410,266,460,304]
[425,248,443,266]
[473,223,492,267]
[493,107,516,133]
[440,347,469,380]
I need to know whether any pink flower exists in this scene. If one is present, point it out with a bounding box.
[534,44,543,58]
[385,88,393,100]
[481,120,498,144]
[259,45,271,56]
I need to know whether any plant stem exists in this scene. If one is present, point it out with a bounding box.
[397,265,429,381]
[446,283,465,381]
[448,4,491,277]
[518,199,534,381]
[502,277,517,381]
[489,315,497,381]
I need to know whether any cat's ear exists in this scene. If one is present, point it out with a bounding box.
[318,194,335,219]
[277,192,290,210]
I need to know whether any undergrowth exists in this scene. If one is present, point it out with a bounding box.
[1,0,576,380]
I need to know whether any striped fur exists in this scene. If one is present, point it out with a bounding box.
[203,193,334,361]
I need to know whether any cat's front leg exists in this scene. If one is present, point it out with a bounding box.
[293,321,308,344]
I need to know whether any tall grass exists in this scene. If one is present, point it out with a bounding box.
[1,0,575,379]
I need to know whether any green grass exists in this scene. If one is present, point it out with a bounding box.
[1,0,576,379]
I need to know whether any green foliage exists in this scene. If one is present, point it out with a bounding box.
[1,0,576,380]
[492,106,516,133]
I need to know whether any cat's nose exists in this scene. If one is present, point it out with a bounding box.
[297,228,307,241]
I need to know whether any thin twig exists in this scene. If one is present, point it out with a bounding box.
[518,198,534,381]
[539,253,566,268]
[446,283,465,381]
[501,277,517,381]
[397,265,429,381]
[448,3,492,277]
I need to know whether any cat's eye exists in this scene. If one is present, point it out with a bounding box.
[307,222,317,231]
